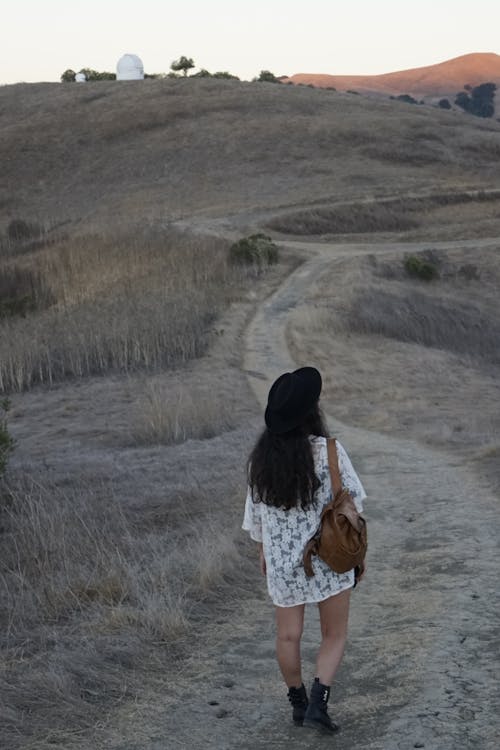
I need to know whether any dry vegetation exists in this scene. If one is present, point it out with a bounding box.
[2,77,500,230]
[0,227,241,392]
[2,75,500,748]
[0,224,275,747]
[287,245,500,476]
[133,379,238,445]
[0,468,258,749]
[267,190,500,238]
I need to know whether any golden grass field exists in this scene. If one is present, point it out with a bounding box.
[1,77,499,749]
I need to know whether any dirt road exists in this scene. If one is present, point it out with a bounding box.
[117,238,499,750]
[239,238,499,749]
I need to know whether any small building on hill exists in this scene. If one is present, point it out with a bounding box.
[116,54,144,81]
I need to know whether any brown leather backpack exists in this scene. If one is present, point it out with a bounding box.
[303,438,367,577]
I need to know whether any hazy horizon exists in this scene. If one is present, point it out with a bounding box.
[1,0,499,85]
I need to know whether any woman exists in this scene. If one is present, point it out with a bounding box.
[243,366,366,733]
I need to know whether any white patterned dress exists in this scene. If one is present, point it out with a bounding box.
[242,436,367,607]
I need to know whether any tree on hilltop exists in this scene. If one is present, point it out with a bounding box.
[61,69,76,82]
[171,56,195,77]
[254,70,281,83]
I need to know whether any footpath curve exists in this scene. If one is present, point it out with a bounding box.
[239,238,499,750]
[142,236,499,750]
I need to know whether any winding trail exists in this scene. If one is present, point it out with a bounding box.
[238,238,499,750]
[148,236,499,750]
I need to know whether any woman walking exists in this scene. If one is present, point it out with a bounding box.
[243,367,366,733]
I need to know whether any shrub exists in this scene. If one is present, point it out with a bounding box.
[0,398,15,478]
[78,68,116,81]
[0,265,55,318]
[439,98,452,110]
[458,263,480,281]
[212,71,240,80]
[7,218,41,242]
[191,68,212,78]
[255,70,281,83]
[61,69,76,83]
[455,82,496,118]
[394,94,418,104]
[229,233,279,269]
[404,255,439,281]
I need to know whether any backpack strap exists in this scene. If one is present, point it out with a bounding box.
[327,438,342,496]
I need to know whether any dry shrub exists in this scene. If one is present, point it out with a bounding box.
[0,228,240,392]
[267,190,500,236]
[268,202,419,235]
[0,473,251,748]
[0,264,55,318]
[133,381,236,445]
[343,285,500,364]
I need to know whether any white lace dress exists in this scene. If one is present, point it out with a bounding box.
[242,436,367,607]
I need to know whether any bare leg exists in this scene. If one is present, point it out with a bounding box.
[275,604,305,687]
[315,589,351,685]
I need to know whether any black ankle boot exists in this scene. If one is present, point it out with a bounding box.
[287,683,308,726]
[303,678,339,733]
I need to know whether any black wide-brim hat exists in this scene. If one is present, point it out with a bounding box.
[265,367,322,434]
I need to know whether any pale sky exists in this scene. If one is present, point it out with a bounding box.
[1,0,499,85]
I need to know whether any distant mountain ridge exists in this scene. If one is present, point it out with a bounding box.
[284,53,500,98]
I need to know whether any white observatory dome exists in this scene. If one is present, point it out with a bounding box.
[116,53,144,81]
[75,72,86,83]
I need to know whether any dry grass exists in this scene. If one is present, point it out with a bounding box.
[3,73,500,748]
[0,227,245,392]
[267,190,500,236]
[287,245,500,462]
[133,380,237,445]
[0,465,256,749]
[2,78,500,229]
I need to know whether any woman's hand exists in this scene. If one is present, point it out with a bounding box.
[258,544,267,576]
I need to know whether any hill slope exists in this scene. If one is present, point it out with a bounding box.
[1,75,500,232]
[285,52,500,97]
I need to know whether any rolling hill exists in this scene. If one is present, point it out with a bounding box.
[284,52,500,99]
[1,74,500,234]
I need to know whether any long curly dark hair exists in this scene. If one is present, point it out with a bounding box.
[247,403,329,511]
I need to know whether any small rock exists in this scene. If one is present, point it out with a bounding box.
[471,593,480,599]
[216,708,229,718]
[414,743,425,748]
[223,679,235,688]
[407,516,415,523]
[208,700,219,706]
[459,707,475,721]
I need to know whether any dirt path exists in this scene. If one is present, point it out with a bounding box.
[114,237,499,750]
[238,238,499,750]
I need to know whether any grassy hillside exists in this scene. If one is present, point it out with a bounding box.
[1,75,500,750]
[2,77,500,232]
